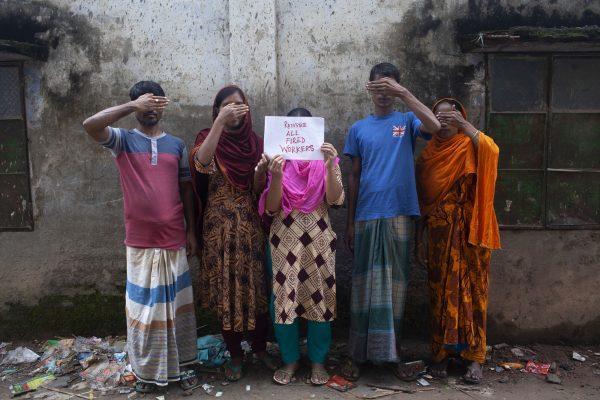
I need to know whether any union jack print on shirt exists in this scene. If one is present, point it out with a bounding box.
[392,125,406,137]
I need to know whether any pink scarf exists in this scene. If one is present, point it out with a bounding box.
[258,158,339,216]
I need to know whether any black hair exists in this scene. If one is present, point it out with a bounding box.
[287,107,312,117]
[214,86,244,109]
[369,62,400,82]
[129,81,165,101]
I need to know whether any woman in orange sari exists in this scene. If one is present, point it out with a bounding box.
[415,98,500,384]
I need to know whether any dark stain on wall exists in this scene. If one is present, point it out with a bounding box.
[387,0,479,106]
[0,1,60,60]
[0,291,126,339]
[0,290,221,340]
[0,7,52,46]
[456,0,600,34]
[0,0,107,117]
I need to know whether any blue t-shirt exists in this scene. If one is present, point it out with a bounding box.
[343,111,430,221]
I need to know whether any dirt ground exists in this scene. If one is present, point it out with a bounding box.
[1,340,599,400]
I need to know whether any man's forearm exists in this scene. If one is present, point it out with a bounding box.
[399,91,440,133]
[347,157,361,226]
[83,102,137,142]
[347,174,359,226]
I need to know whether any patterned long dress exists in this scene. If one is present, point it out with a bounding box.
[269,165,344,324]
[426,174,490,364]
[195,159,268,332]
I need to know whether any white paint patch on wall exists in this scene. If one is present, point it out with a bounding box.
[276,0,413,127]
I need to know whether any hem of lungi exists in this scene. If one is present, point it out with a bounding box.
[132,357,198,386]
[349,354,400,364]
[348,355,400,364]
[132,372,180,386]
[348,332,400,364]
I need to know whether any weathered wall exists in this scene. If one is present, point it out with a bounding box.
[0,0,598,343]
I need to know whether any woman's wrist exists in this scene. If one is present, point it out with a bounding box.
[462,121,478,136]
[271,174,283,184]
[212,117,226,132]
[254,172,266,181]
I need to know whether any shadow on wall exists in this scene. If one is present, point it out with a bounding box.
[0,292,125,339]
[488,314,600,345]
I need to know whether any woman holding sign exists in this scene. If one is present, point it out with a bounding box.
[258,108,344,385]
[190,85,277,381]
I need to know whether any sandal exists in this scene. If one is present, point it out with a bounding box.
[180,369,200,391]
[393,360,425,382]
[135,382,156,393]
[223,361,243,381]
[310,363,329,386]
[463,361,482,384]
[273,364,298,385]
[340,358,360,382]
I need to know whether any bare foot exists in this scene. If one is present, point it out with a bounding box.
[341,357,360,381]
[394,360,425,381]
[255,351,279,371]
[224,357,243,381]
[429,358,449,379]
[135,382,156,393]
[463,361,483,384]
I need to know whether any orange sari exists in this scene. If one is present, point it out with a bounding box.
[416,115,500,364]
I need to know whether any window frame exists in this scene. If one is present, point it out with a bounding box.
[0,61,33,231]
[485,52,600,230]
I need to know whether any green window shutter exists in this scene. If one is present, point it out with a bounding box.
[0,64,33,231]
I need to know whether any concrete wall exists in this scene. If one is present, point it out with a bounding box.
[0,0,598,343]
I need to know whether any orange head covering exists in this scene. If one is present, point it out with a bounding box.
[416,98,501,249]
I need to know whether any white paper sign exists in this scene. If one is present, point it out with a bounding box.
[264,116,324,160]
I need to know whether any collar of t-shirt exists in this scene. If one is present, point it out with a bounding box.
[368,111,398,121]
[133,129,166,166]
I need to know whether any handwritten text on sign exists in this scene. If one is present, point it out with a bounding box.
[264,116,325,160]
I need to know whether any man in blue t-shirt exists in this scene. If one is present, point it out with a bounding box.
[341,63,440,381]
